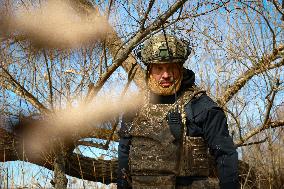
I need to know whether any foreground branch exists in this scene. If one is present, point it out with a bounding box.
[0,127,117,184]
[0,122,265,185]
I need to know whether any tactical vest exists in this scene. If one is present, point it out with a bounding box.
[128,88,210,188]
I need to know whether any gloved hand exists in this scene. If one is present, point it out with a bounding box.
[117,168,131,189]
[167,109,183,141]
[117,178,130,189]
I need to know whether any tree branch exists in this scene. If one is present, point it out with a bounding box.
[0,124,262,184]
[0,126,118,184]
[140,0,155,30]
[76,141,106,148]
[271,0,284,20]
[0,65,50,113]
[71,0,146,103]
[236,137,268,147]
[181,1,230,19]
[43,50,54,110]
[235,120,284,146]
[87,0,189,99]
[240,1,277,50]
[234,79,282,146]
[218,45,284,106]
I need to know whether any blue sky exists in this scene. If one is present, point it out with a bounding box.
[1,0,284,188]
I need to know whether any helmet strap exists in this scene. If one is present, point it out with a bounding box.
[161,24,172,59]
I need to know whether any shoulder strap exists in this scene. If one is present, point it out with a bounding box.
[179,87,206,133]
[182,87,206,106]
[175,87,205,121]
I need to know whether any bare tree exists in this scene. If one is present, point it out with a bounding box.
[0,0,283,188]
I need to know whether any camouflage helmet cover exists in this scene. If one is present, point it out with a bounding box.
[141,34,191,65]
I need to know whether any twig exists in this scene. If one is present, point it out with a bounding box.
[0,65,49,113]
[218,45,284,106]
[271,0,284,20]
[236,137,268,147]
[240,2,276,51]
[235,80,282,146]
[76,140,105,149]
[43,50,54,110]
[85,0,189,101]
[140,0,155,30]
[235,120,284,146]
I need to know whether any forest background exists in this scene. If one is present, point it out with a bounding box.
[0,0,283,188]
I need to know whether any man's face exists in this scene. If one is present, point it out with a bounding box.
[149,63,181,88]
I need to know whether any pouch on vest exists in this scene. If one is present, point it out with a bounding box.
[179,136,209,176]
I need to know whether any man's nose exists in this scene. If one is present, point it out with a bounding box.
[162,70,172,78]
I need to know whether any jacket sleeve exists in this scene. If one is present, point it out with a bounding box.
[185,94,240,189]
[117,118,131,189]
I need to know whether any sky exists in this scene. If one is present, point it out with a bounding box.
[1,0,284,188]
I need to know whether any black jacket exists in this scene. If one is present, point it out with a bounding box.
[118,69,239,189]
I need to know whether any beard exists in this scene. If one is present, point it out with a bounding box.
[147,74,182,96]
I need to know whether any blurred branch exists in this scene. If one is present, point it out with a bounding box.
[102,70,136,149]
[0,126,117,184]
[82,70,136,148]
[80,127,119,142]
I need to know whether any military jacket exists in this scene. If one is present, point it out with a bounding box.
[118,69,239,189]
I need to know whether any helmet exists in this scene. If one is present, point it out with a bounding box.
[140,34,191,65]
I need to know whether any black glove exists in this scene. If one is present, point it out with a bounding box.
[117,178,130,189]
[117,168,131,189]
[167,109,183,141]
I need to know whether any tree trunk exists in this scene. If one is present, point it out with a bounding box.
[53,143,68,189]
[0,126,118,184]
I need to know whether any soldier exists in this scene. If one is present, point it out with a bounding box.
[117,34,239,189]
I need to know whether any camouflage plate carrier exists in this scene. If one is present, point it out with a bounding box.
[128,88,210,189]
